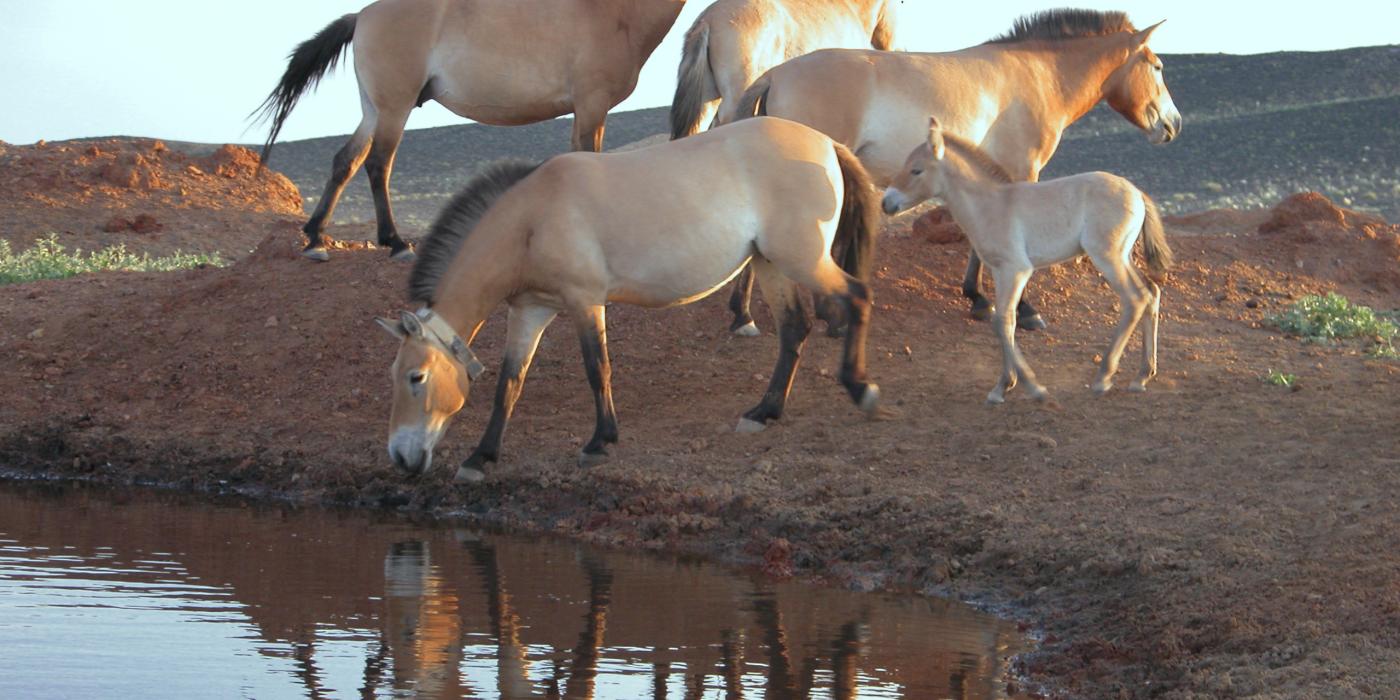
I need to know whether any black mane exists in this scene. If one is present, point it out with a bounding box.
[408,159,541,304]
[985,9,1136,45]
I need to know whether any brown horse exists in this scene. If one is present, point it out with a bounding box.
[727,9,1182,334]
[256,0,688,262]
[669,0,899,140]
[376,118,882,484]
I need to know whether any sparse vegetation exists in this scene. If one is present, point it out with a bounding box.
[0,235,223,285]
[1263,369,1298,388]
[1268,293,1398,356]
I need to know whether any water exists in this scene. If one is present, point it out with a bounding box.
[0,482,1028,699]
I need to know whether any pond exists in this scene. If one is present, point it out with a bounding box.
[0,481,1028,699]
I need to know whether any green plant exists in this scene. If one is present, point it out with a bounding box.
[0,235,222,285]
[1263,369,1298,388]
[1267,293,1398,356]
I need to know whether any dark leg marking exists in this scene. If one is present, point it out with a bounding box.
[728,264,757,334]
[577,314,619,463]
[459,354,527,480]
[742,296,812,426]
[837,279,876,407]
[962,252,995,321]
[364,130,412,259]
[303,134,370,257]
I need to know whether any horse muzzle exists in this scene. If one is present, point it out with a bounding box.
[881,189,910,215]
[1149,109,1183,145]
[388,430,436,475]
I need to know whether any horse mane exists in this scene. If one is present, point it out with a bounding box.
[941,133,1014,184]
[408,159,541,304]
[985,9,1136,45]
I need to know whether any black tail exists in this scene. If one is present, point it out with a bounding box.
[832,143,879,282]
[733,73,771,120]
[252,14,357,165]
[670,22,715,139]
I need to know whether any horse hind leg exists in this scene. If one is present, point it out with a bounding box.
[364,107,414,261]
[456,303,558,484]
[1089,252,1150,395]
[736,258,813,433]
[301,117,373,261]
[1129,276,1162,392]
[727,264,760,336]
[573,304,620,466]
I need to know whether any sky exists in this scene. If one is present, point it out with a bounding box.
[1,0,1396,145]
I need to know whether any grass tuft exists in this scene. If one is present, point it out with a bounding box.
[0,235,222,285]
[1263,369,1298,388]
[1267,293,1397,356]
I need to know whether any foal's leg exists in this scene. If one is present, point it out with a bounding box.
[573,304,620,466]
[364,107,415,260]
[987,267,1046,404]
[1130,277,1162,392]
[1089,254,1150,395]
[727,264,760,336]
[301,115,373,261]
[963,252,1048,330]
[736,259,813,433]
[456,303,558,483]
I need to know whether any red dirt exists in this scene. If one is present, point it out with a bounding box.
[912,206,967,245]
[2,158,1399,699]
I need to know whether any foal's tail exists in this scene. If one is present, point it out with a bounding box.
[832,143,880,282]
[253,13,358,165]
[1138,194,1174,279]
[734,73,772,120]
[670,22,718,139]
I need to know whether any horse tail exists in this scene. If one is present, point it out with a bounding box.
[669,22,717,139]
[734,72,772,120]
[832,142,879,282]
[1138,193,1174,278]
[253,13,358,165]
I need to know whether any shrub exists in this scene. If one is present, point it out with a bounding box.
[1267,293,1397,356]
[0,234,222,285]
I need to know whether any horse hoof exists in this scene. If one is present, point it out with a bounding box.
[1017,314,1048,331]
[1092,381,1112,396]
[735,418,767,434]
[825,324,848,339]
[578,450,610,468]
[970,305,995,322]
[986,392,1005,405]
[301,247,330,262]
[858,384,881,415]
[453,466,485,484]
[1128,382,1149,393]
[732,321,760,337]
[390,247,417,262]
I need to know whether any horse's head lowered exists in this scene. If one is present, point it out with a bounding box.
[376,309,485,474]
[1104,21,1182,144]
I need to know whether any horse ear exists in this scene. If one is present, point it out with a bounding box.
[1133,20,1165,48]
[927,117,946,160]
[399,310,425,338]
[375,317,406,340]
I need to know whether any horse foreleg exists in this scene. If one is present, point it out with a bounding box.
[301,120,372,261]
[987,267,1046,403]
[737,260,813,433]
[456,303,558,484]
[727,264,760,336]
[365,109,414,261]
[573,304,619,466]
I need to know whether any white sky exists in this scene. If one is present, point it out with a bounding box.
[1,0,1396,145]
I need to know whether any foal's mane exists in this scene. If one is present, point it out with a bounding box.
[941,133,1014,184]
[985,9,1136,45]
[408,159,541,304]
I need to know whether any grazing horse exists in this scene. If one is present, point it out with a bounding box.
[256,0,688,262]
[669,0,900,140]
[882,118,1173,404]
[727,9,1181,334]
[376,118,882,484]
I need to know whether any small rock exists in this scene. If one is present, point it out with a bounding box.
[264,316,279,328]
[1245,298,1261,309]
[27,328,44,340]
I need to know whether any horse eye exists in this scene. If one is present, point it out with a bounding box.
[911,168,924,176]
[1154,64,1163,72]
[408,370,427,385]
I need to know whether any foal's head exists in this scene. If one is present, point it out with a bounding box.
[1103,21,1182,144]
[881,117,1009,214]
[376,310,485,474]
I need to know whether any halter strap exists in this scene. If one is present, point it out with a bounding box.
[413,308,485,380]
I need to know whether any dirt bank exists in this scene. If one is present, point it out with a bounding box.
[2,187,1398,698]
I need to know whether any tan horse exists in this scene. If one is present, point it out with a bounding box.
[375,118,882,484]
[883,118,1173,403]
[669,0,899,139]
[728,9,1181,334]
[256,0,688,262]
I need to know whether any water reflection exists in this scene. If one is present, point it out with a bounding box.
[0,483,1026,699]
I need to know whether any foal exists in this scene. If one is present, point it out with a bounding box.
[882,118,1173,404]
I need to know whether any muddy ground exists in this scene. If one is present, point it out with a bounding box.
[2,140,1399,698]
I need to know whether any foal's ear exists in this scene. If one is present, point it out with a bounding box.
[375,316,406,340]
[927,116,946,160]
[1133,20,1165,48]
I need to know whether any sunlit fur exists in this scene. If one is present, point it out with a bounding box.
[883,121,1173,403]
[382,322,472,475]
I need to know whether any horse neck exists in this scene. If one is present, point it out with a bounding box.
[940,155,1006,220]
[1012,35,1134,129]
[428,233,523,347]
[619,0,687,50]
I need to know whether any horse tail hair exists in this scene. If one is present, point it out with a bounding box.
[1138,193,1174,279]
[734,72,771,120]
[832,142,880,282]
[252,13,358,165]
[670,22,716,139]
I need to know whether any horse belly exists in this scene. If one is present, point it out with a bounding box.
[604,223,757,308]
[428,47,573,125]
